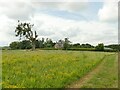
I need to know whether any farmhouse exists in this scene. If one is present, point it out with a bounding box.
[54,40,64,49]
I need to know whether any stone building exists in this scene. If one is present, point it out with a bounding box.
[54,40,64,49]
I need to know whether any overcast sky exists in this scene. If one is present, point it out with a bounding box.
[0,0,118,46]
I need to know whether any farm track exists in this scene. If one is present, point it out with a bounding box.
[66,53,115,88]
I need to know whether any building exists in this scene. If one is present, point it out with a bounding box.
[54,40,64,49]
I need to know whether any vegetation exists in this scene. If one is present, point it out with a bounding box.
[2,50,116,88]
[105,44,120,51]
[10,40,32,49]
[63,38,71,50]
[81,54,118,88]
[9,41,20,49]
[95,43,104,51]
[71,43,94,48]
[15,20,38,50]
[9,40,119,52]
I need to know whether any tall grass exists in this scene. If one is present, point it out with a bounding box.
[2,50,113,88]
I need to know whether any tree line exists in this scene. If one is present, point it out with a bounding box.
[9,39,94,49]
[9,39,120,52]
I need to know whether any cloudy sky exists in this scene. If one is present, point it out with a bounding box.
[0,0,118,46]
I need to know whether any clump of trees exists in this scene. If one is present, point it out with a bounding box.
[9,40,119,52]
[9,38,55,50]
[63,38,71,50]
[105,44,120,51]
[10,40,32,49]
[71,43,94,48]
[9,38,95,50]
[9,41,20,49]
[95,43,104,51]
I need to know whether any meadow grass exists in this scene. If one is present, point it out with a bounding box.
[2,50,117,88]
[81,53,118,88]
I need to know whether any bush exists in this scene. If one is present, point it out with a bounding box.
[9,41,20,49]
[95,43,104,51]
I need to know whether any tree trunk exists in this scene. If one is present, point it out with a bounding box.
[32,40,35,51]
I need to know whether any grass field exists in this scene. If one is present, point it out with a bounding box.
[2,50,118,88]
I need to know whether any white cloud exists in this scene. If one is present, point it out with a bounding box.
[0,0,34,20]
[98,2,118,22]
[0,15,19,46]
[30,13,117,45]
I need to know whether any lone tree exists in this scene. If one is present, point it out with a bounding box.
[15,20,38,50]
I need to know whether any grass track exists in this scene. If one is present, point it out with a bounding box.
[81,53,118,88]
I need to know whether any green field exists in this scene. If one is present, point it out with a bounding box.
[2,50,118,88]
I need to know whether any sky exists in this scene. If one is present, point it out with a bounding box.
[0,0,118,46]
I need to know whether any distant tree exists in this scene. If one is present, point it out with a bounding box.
[95,43,104,51]
[2,46,11,50]
[105,44,120,51]
[80,43,94,48]
[9,41,20,49]
[36,38,45,48]
[15,20,38,50]
[41,38,45,48]
[19,40,32,49]
[73,43,80,48]
[44,38,54,48]
[63,38,71,50]
[10,40,32,49]
[35,40,40,48]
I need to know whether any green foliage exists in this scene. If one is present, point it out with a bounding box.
[2,50,114,88]
[44,38,54,48]
[80,43,94,48]
[105,44,120,51]
[9,41,20,49]
[15,20,38,50]
[19,40,32,49]
[72,43,80,48]
[95,43,104,51]
[9,40,32,50]
[63,38,71,50]
[71,43,94,48]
